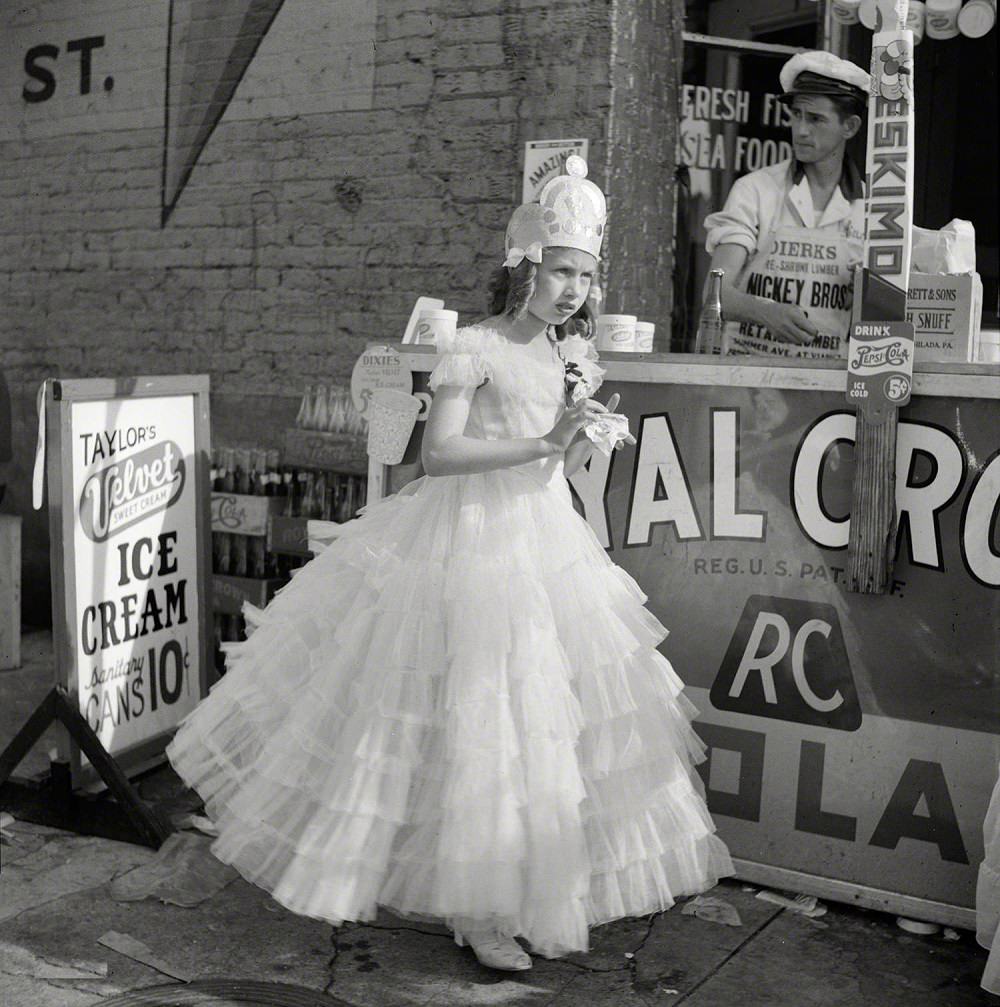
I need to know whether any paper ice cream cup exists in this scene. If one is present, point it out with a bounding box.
[958,0,996,37]
[596,314,637,352]
[634,321,655,353]
[907,1,926,42]
[831,0,862,25]
[925,0,961,37]
[366,389,421,465]
[414,309,458,346]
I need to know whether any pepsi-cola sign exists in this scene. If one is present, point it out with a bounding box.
[846,321,915,422]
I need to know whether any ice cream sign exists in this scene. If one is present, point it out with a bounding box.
[32,376,213,786]
[79,439,186,542]
[846,321,914,422]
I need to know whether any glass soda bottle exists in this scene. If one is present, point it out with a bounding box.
[210,448,223,574]
[696,268,726,355]
[311,384,330,432]
[230,448,250,576]
[334,477,351,524]
[214,449,236,575]
[248,448,268,579]
[264,448,281,497]
[295,383,315,429]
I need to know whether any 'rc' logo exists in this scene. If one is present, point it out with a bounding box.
[711,596,861,731]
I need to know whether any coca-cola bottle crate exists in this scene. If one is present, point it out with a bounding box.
[211,573,284,615]
[210,492,285,536]
[282,427,368,475]
[267,516,344,557]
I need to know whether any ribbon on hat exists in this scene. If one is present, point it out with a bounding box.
[503,241,544,269]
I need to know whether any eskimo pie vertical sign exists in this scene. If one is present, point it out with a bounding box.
[47,377,212,776]
[865,1,915,293]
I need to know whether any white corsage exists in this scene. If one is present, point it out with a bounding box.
[559,335,605,403]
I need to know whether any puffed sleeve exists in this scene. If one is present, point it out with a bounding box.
[703,174,763,255]
[428,326,494,391]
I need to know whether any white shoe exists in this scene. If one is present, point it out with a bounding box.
[467,933,532,971]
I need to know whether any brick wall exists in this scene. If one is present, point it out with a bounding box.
[0,0,680,621]
[605,0,684,329]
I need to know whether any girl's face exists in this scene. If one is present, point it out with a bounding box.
[526,247,596,326]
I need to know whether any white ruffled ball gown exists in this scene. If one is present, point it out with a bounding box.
[978,765,1000,993]
[167,324,733,958]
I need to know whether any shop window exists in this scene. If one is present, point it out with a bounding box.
[676,0,821,348]
[677,1,998,343]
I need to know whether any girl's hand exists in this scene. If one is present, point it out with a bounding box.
[543,398,604,454]
[601,392,637,450]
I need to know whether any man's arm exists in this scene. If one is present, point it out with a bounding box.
[705,243,818,346]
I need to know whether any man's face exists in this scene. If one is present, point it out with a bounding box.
[788,95,858,164]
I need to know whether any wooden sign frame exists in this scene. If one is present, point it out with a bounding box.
[44,375,213,787]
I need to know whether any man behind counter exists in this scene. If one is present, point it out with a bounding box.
[704,50,870,359]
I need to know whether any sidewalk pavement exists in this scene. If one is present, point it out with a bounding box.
[1,631,997,1006]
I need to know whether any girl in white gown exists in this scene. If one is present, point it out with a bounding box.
[167,157,733,971]
[978,767,1000,994]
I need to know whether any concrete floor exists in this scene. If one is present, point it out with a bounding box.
[1,630,66,781]
[0,814,995,1006]
[2,631,997,1005]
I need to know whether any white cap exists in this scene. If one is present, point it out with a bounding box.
[778,51,870,104]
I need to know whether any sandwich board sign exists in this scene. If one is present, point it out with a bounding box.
[41,375,212,786]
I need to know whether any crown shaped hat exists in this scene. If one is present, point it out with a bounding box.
[503,155,607,268]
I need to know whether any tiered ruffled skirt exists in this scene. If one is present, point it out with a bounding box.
[167,468,732,957]
[978,766,1000,993]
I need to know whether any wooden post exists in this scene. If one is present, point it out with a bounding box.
[848,409,899,592]
[366,455,389,506]
[0,514,19,668]
[847,0,915,594]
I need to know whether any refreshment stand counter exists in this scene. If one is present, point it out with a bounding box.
[366,344,1000,930]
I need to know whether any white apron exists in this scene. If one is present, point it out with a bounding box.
[725,180,862,360]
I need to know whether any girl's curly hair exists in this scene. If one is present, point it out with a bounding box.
[488,262,595,342]
[488,260,536,319]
